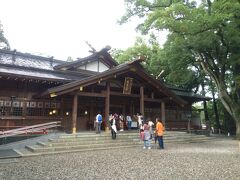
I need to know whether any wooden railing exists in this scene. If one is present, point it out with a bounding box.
[0,121,61,138]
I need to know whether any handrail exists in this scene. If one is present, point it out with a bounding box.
[0,121,61,138]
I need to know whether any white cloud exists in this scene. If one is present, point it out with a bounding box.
[0,0,141,60]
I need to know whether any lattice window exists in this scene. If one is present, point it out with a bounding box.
[0,99,61,117]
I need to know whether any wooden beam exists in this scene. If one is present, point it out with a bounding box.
[105,82,110,130]
[144,98,163,103]
[140,86,144,116]
[101,91,140,98]
[74,92,106,98]
[103,91,165,102]
[109,79,123,88]
[151,92,154,99]
[22,99,27,117]
[45,68,131,97]
[72,94,78,134]
[161,101,166,125]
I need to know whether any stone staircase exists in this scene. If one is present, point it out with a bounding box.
[15,131,217,157]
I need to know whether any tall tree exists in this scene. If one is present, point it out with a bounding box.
[0,21,10,49]
[120,0,240,138]
[111,36,164,76]
[112,35,202,90]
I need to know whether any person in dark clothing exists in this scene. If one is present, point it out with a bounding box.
[110,113,118,139]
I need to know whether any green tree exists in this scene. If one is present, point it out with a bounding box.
[0,21,10,49]
[112,35,202,90]
[120,0,240,138]
[111,36,164,77]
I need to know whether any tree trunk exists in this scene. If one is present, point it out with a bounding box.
[200,60,240,139]
[217,82,240,139]
[236,121,240,140]
[211,89,221,130]
[201,83,210,130]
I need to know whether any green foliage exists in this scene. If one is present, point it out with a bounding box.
[111,36,164,77]
[120,0,240,135]
[0,21,10,49]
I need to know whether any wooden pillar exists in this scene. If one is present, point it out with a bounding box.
[90,100,94,130]
[72,94,78,134]
[60,98,64,117]
[104,82,110,130]
[161,101,166,125]
[123,104,126,116]
[22,99,27,117]
[140,86,144,116]
[151,92,154,99]
[129,102,133,116]
[60,97,65,130]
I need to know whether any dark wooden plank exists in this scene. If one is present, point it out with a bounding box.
[140,86,144,116]
[72,94,78,134]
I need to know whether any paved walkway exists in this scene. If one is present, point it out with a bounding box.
[0,137,239,180]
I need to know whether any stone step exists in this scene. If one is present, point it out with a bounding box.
[26,141,143,153]
[19,131,216,157]
[20,136,217,158]
[38,138,141,147]
[53,135,208,144]
[58,131,190,139]
[20,144,144,157]
[30,135,217,153]
[51,133,208,144]
[56,132,206,141]
[26,137,217,155]
[52,134,139,142]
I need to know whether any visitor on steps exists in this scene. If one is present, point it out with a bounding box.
[126,115,132,130]
[147,118,154,139]
[135,113,143,131]
[119,114,124,131]
[155,117,164,149]
[110,113,117,139]
[96,112,102,134]
[143,120,151,149]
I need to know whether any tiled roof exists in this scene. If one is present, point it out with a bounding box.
[0,49,95,81]
[0,49,63,70]
[0,65,85,81]
[169,87,211,101]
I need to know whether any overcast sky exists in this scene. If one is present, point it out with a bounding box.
[0,0,147,60]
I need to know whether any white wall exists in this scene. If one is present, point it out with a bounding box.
[86,61,98,71]
[78,61,109,72]
[99,61,109,72]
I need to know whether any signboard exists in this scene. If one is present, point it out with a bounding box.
[123,77,133,94]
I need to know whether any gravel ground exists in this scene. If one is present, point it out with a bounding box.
[0,139,239,180]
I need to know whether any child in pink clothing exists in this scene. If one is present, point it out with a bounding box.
[140,129,145,141]
[140,128,151,149]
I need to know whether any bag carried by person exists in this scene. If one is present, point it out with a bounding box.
[97,114,102,122]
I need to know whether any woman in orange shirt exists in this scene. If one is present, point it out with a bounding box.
[155,117,164,149]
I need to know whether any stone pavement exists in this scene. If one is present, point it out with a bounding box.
[0,137,239,180]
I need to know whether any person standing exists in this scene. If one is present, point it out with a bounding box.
[110,113,117,139]
[136,113,143,130]
[140,129,145,148]
[126,115,132,130]
[155,117,164,149]
[143,120,151,149]
[96,113,102,134]
[148,118,154,139]
[119,114,124,131]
